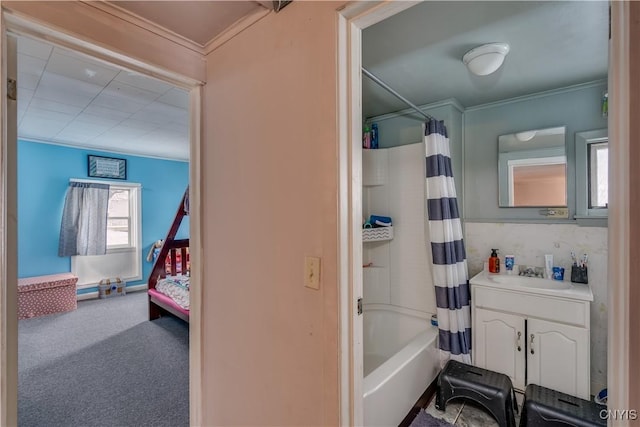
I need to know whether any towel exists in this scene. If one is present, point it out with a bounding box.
[369,215,392,227]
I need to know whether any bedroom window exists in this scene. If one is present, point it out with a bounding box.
[72,181,142,288]
[107,187,133,249]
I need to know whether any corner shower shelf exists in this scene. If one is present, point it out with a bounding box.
[362,226,394,242]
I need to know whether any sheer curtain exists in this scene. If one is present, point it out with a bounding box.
[58,182,110,257]
[424,119,472,364]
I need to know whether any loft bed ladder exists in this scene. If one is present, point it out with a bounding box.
[148,187,189,290]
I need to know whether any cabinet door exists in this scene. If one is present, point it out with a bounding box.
[474,308,526,390]
[527,318,590,399]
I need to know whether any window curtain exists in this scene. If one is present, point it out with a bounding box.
[58,182,110,257]
[424,119,472,365]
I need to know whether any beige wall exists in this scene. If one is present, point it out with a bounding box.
[203,2,342,425]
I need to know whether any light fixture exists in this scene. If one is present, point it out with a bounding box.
[462,43,510,76]
[515,130,537,142]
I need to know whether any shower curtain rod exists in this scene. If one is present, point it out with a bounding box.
[362,67,435,121]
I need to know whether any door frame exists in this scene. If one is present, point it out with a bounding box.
[336,2,423,425]
[0,11,204,426]
[338,0,634,424]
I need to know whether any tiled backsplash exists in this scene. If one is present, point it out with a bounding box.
[465,222,608,395]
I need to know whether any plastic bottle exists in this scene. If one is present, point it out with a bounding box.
[489,248,500,273]
[371,123,379,149]
[363,125,371,149]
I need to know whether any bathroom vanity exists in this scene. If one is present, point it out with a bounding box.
[470,270,593,400]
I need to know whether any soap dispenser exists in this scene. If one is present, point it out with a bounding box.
[489,249,500,273]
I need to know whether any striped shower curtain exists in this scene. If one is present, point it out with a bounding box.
[424,119,471,365]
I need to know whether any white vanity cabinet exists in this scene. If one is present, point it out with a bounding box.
[470,271,593,400]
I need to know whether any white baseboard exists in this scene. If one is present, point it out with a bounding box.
[76,283,148,301]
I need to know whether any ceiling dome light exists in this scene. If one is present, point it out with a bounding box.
[515,130,537,142]
[462,43,510,76]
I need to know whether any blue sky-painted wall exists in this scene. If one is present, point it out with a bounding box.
[18,140,189,290]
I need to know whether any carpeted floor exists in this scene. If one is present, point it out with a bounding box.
[18,291,189,427]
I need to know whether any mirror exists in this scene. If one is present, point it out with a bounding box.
[498,126,567,207]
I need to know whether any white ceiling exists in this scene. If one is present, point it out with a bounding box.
[17,36,190,160]
[362,1,609,118]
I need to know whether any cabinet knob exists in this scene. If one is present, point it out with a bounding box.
[530,334,535,355]
[516,331,522,352]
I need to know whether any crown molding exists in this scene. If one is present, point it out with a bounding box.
[87,1,206,54]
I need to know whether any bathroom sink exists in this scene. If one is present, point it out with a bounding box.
[487,274,571,290]
[470,270,593,301]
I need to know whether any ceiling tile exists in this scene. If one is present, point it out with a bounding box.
[17,37,53,60]
[118,118,160,132]
[47,49,120,86]
[55,121,112,142]
[131,102,188,125]
[90,93,147,114]
[34,72,103,108]
[90,125,151,143]
[19,116,71,140]
[18,54,46,78]
[156,87,189,109]
[25,106,76,123]
[114,70,174,94]
[75,112,121,128]
[18,72,41,91]
[28,97,84,116]
[103,80,161,104]
[17,88,35,109]
[82,105,133,122]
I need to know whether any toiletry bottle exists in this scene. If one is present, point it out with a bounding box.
[489,249,500,273]
[371,123,379,149]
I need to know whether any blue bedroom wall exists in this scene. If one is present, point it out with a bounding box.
[18,140,189,290]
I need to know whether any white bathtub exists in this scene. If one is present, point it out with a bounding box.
[363,305,440,427]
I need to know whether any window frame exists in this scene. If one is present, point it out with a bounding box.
[575,129,608,220]
[70,179,142,287]
[106,186,134,251]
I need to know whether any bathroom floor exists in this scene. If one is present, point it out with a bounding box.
[422,392,524,426]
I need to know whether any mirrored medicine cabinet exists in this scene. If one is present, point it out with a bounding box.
[496,126,608,222]
[498,126,567,208]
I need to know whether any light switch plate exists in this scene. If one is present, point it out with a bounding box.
[304,256,321,290]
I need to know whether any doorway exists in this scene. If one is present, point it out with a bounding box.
[1,13,203,426]
[338,1,627,425]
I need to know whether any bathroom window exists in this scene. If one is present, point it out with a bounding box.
[588,142,608,209]
[575,129,608,222]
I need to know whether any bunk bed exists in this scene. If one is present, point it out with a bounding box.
[148,188,190,323]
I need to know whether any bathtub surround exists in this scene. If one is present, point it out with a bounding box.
[465,222,607,395]
[363,143,441,425]
[362,145,436,313]
[424,120,471,364]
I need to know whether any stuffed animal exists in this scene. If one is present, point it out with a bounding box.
[145,240,164,262]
